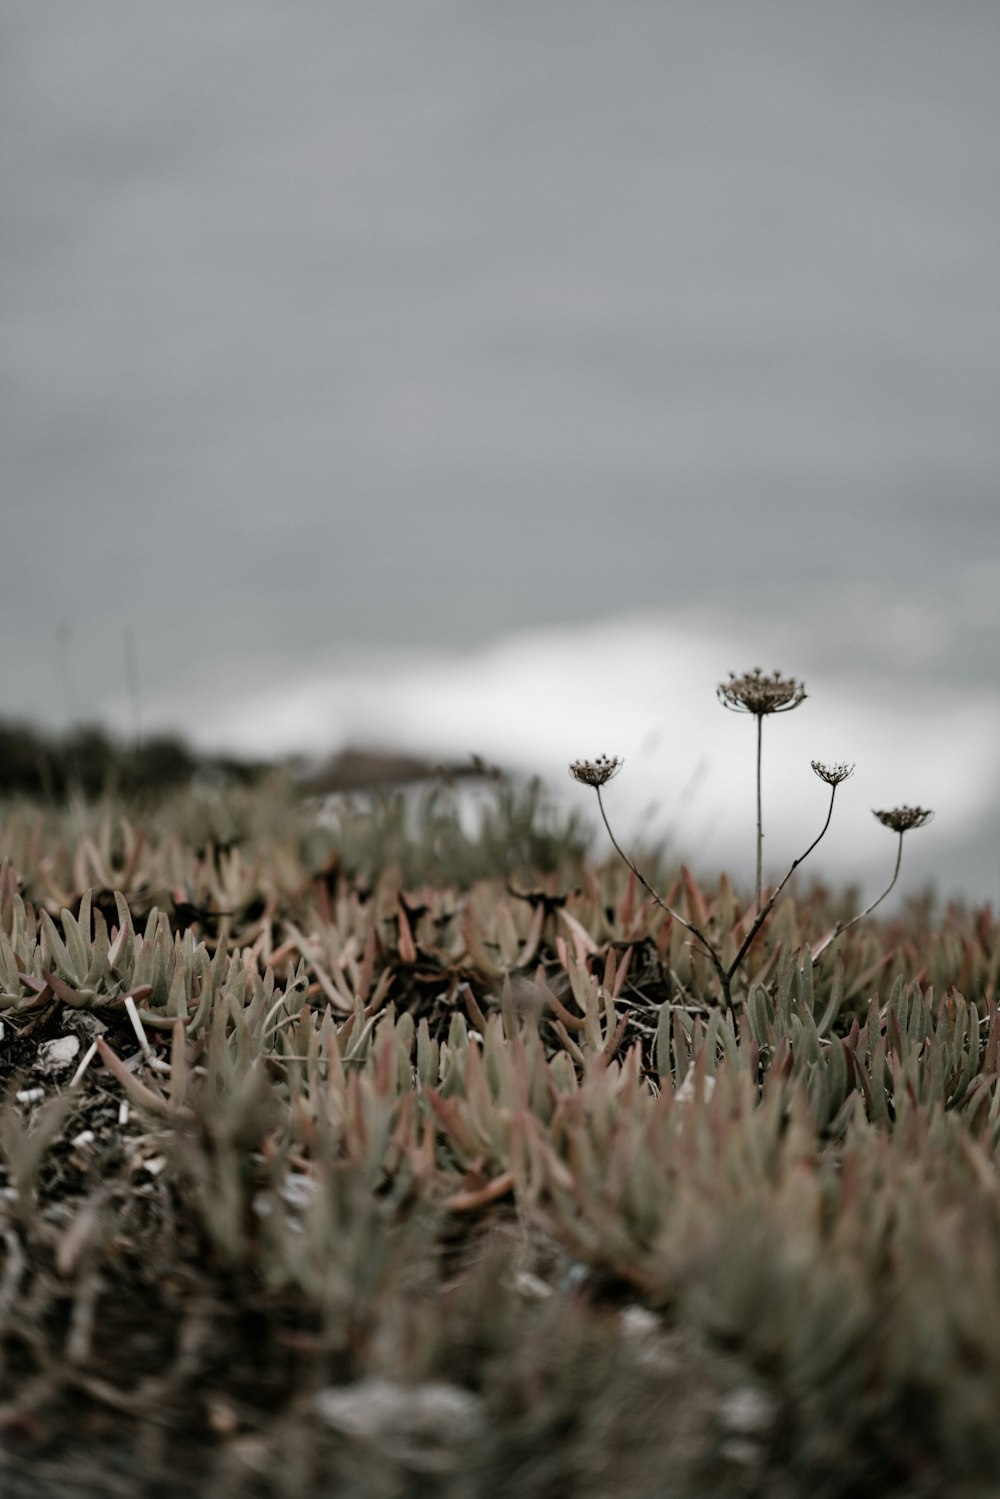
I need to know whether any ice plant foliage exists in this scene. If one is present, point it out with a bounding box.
[0,778,993,1499]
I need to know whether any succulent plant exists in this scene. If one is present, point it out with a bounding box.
[0,768,995,1498]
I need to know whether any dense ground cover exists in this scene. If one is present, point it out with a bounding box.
[1,774,999,1497]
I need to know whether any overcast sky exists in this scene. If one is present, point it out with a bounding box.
[2,1,998,901]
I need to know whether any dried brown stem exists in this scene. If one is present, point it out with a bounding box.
[594,787,730,1003]
[728,781,839,979]
[811,831,905,962]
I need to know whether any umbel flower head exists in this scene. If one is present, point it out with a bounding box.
[873,806,934,833]
[717,668,807,716]
[812,760,855,787]
[569,755,623,788]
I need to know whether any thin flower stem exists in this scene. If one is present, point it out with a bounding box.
[755,714,763,916]
[595,787,730,998]
[811,832,904,962]
[728,783,838,980]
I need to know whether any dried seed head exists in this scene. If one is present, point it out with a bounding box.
[811,760,855,786]
[872,806,934,834]
[717,667,807,717]
[569,755,623,788]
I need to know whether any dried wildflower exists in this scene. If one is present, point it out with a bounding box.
[811,761,855,787]
[718,669,806,916]
[568,751,727,992]
[717,668,807,716]
[873,806,934,834]
[812,802,937,961]
[569,755,623,788]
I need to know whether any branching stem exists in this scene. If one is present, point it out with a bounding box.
[594,780,843,1009]
[811,832,905,962]
[594,787,730,1001]
[728,783,838,979]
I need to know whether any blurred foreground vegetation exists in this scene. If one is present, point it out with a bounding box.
[1,770,999,1498]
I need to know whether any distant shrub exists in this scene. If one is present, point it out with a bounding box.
[0,718,268,801]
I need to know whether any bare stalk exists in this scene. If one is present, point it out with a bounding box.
[755,714,763,914]
[811,808,932,962]
[728,781,839,980]
[811,833,903,962]
[717,669,806,919]
[594,786,730,1001]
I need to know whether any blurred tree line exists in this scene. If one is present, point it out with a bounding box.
[0,720,269,801]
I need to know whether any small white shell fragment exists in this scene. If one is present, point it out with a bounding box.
[142,1155,168,1177]
[118,1101,130,1126]
[674,1072,716,1106]
[70,1130,96,1149]
[619,1305,658,1339]
[279,1174,317,1209]
[313,1377,483,1447]
[510,1271,552,1300]
[124,995,153,1058]
[719,1386,775,1435]
[15,1087,45,1104]
[70,1040,99,1086]
[40,1035,82,1070]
